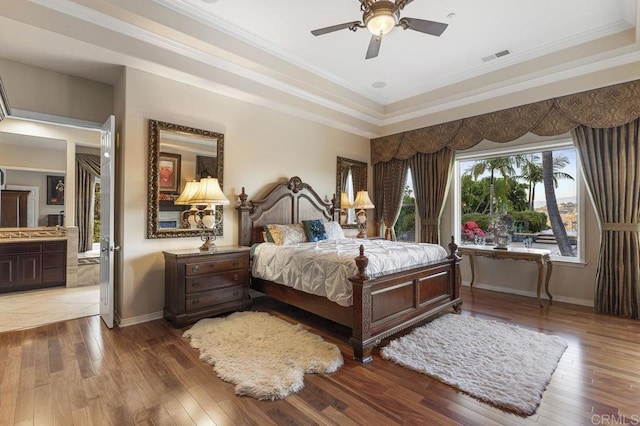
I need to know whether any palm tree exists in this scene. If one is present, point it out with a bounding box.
[518,154,542,210]
[542,151,574,256]
[464,156,522,216]
[519,153,574,210]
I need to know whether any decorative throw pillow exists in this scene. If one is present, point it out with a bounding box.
[302,219,328,242]
[324,221,346,240]
[266,224,307,245]
[262,225,275,243]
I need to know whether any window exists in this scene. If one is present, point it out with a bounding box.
[395,169,416,242]
[454,140,583,262]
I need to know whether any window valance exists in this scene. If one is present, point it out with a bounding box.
[371,79,640,164]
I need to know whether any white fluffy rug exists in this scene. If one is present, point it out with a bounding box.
[381,314,567,416]
[183,311,343,400]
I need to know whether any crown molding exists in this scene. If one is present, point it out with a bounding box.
[21,0,640,139]
[380,45,640,131]
[27,0,384,126]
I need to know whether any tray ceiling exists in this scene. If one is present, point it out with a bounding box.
[0,0,637,138]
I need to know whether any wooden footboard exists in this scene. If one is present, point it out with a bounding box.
[347,237,462,363]
[251,238,462,364]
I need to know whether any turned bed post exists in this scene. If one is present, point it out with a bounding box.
[447,235,463,313]
[348,245,374,363]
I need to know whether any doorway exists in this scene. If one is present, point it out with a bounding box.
[0,116,108,331]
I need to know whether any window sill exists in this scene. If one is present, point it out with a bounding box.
[550,258,586,268]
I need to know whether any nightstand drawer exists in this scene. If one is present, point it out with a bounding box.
[185,284,244,312]
[185,270,247,293]
[184,253,247,276]
[163,245,251,327]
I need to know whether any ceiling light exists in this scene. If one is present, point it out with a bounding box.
[372,81,386,88]
[366,14,396,36]
[364,2,398,36]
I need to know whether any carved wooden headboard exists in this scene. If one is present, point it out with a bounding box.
[237,176,333,246]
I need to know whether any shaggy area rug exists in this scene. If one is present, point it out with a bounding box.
[183,311,343,400]
[380,314,567,416]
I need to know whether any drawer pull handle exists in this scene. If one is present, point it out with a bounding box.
[192,282,200,288]
[192,298,200,305]
[192,265,200,273]
[233,262,240,267]
[233,274,239,281]
[233,290,239,297]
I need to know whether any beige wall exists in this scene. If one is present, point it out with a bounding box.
[5,170,66,225]
[116,68,370,322]
[0,58,114,123]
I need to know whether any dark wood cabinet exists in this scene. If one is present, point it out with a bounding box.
[0,240,67,293]
[163,246,251,327]
[0,190,30,227]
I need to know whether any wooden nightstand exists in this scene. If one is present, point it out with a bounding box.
[163,245,251,327]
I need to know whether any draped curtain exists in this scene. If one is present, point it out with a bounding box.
[351,165,367,193]
[373,159,408,240]
[371,79,640,164]
[373,162,385,237]
[572,120,640,318]
[76,154,100,253]
[339,162,350,194]
[409,148,455,244]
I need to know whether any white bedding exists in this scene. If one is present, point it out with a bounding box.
[252,238,448,307]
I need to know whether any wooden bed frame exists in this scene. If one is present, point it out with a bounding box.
[237,176,462,363]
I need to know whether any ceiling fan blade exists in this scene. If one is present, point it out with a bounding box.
[365,35,381,59]
[402,17,448,36]
[311,21,361,36]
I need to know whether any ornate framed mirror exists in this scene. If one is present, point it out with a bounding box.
[147,119,224,238]
[335,156,367,228]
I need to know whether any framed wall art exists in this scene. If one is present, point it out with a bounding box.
[158,152,181,193]
[47,175,65,205]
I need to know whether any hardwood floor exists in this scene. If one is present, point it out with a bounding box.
[1,286,639,425]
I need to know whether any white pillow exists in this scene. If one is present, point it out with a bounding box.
[266,223,308,245]
[324,221,346,240]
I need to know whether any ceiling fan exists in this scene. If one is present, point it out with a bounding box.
[311,0,448,59]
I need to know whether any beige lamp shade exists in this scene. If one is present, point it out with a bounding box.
[189,177,230,205]
[352,190,375,210]
[174,180,201,205]
[340,192,352,208]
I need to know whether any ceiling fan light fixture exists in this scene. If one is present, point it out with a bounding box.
[364,1,398,36]
[366,14,396,35]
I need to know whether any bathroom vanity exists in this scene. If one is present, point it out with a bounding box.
[0,232,69,294]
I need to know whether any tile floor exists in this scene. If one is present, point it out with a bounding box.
[0,285,100,333]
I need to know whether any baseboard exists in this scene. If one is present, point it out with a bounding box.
[117,311,164,327]
[462,281,594,307]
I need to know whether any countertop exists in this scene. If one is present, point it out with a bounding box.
[0,237,67,244]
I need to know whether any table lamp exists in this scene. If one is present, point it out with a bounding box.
[352,190,375,238]
[174,180,201,229]
[176,176,229,251]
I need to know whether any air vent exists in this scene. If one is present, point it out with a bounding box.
[481,49,512,63]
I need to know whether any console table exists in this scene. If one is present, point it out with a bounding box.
[457,245,553,307]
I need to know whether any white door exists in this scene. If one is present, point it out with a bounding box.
[100,115,117,328]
